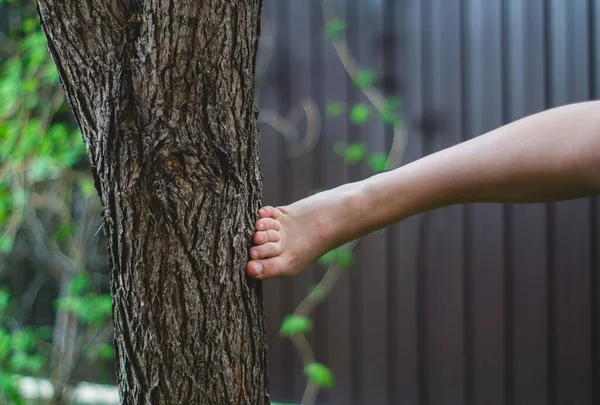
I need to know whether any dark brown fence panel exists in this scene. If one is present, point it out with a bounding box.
[321,0,354,403]
[463,2,507,405]
[387,1,422,404]
[257,1,600,404]
[353,1,390,404]
[503,2,550,405]
[257,0,285,400]
[548,2,594,405]
[420,1,466,404]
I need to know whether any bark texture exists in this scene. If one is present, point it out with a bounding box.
[36,1,269,403]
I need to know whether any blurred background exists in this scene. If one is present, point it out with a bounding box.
[1,0,599,404]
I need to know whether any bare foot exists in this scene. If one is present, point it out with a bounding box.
[246,185,362,280]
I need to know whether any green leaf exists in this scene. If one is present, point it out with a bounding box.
[69,272,91,295]
[80,178,97,198]
[326,101,343,118]
[344,142,367,164]
[349,103,371,125]
[28,156,57,183]
[279,314,313,337]
[336,247,355,269]
[318,250,337,266]
[318,247,356,269]
[86,343,114,361]
[10,331,34,352]
[325,18,346,40]
[0,329,10,359]
[367,153,388,173]
[304,362,334,390]
[22,18,38,34]
[355,70,376,89]
[0,289,10,311]
[0,236,13,254]
[380,97,403,126]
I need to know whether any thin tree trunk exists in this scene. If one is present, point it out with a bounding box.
[36,1,269,403]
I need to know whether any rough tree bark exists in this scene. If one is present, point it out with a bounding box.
[36,1,269,403]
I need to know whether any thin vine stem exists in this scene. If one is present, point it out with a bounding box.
[291,1,409,404]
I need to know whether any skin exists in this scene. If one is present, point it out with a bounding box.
[247,101,600,280]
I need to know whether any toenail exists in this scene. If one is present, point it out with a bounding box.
[257,235,263,243]
[259,209,266,215]
[251,249,258,258]
[258,224,264,230]
[254,262,263,275]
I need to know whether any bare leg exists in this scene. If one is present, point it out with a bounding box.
[247,101,600,280]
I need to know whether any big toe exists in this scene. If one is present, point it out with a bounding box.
[247,257,288,280]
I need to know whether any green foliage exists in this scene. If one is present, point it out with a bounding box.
[349,103,371,125]
[325,18,347,40]
[0,2,89,260]
[379,97,402,126]
[355,69,376,89]
[326,101,344,118]
[333,142,368,165]
[318,246,356,269]
[55,292,113,327]
[367,153,388,173]
[304,362,334,390]
[279,315,313,337]
[0,290,46,404]
[84,343,115,361]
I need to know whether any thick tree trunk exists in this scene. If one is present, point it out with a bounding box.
[36,1,269,403]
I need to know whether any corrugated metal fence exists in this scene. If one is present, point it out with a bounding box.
[257,1,599,404]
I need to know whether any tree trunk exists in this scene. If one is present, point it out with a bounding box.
[36,1,269,403]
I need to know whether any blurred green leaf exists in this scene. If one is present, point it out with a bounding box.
[325,18,346,40]
[0,330,10,359]
[69,272,91,295]
[80,178,96,198]
[380,97,402,126]
[11,331,34,352]
[367,153,388,173]
[344,142,367,164]
[28,156,57,183]
[0,236,13,254]
[326,101,343,118]
[0,289,9,311]
[304,362,334,390]
[355,70,376,89]
[279,314,313,337]
[318,246,356,269]
[349,103,371,125]
[85,343,114,361]
[318,250,337,266]
[22,18,38,33]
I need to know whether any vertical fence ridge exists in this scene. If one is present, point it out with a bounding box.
[459,1,473,404]
[501,2,515,404]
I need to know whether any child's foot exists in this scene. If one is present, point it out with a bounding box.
[246,185,362,280]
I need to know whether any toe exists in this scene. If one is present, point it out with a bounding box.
[258,206,280,219]
[254,230,281,245]
[255,217,281,231]
[249,242,282,260]
[247,257,287,280]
